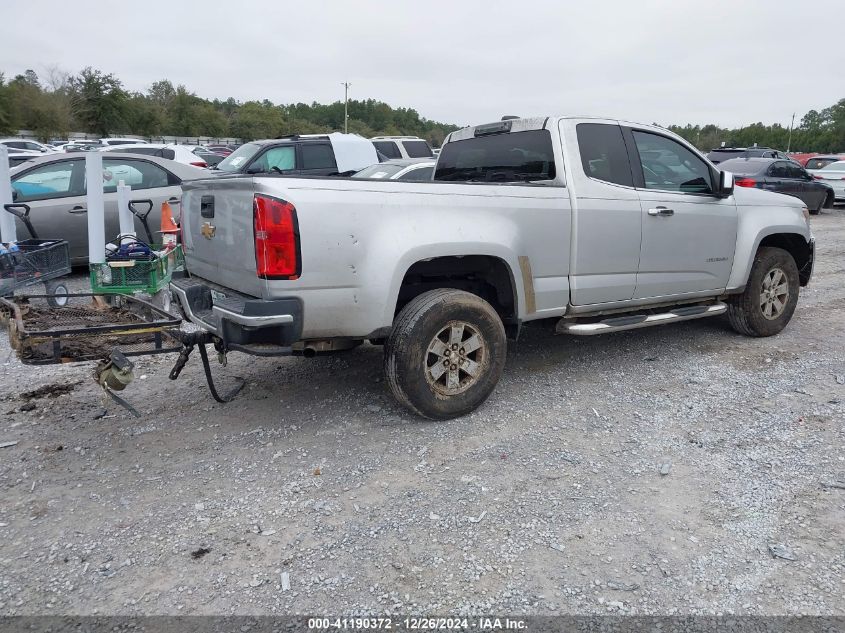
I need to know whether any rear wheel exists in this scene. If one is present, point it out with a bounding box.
[44,279,69,308]
[384,289,507,419]
[727,247,799,337]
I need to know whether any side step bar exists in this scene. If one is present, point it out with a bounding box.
[557,302,727,336]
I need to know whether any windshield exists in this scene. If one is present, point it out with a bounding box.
[353,163,405,179]
[216,142,262,172]
[434,129,556,183]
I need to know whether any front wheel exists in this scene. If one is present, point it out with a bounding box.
[727,247,799,337]
[384,289,507,420]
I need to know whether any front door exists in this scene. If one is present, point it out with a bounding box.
[626,128,737,299]
[10,158,90,261]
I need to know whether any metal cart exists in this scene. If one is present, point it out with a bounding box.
[88,199,184,303]
[1,203,72,308]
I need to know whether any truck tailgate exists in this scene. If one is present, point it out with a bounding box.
[181,177,266,298]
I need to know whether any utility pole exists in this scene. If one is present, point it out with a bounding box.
[341,82,351,134]
[786,112,795,153]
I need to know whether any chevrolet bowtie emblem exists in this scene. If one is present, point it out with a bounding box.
[201,222,216,239]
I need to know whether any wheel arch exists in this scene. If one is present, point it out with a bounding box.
[385,250,524,337]
[727,226,813,292]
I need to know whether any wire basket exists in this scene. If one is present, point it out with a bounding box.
[0,240,71,297]
[0,293,182,365]
[89,244,185,295]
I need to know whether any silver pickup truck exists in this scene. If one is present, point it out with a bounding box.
[172,116,815,419]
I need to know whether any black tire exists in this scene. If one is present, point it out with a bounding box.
[44,279,69,308]
[823,191,834,209]
[384,289,507,420]
[727,247,799,337]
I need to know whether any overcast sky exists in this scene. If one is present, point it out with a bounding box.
[2,0,843,129]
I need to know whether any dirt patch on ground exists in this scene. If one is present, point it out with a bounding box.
[20,382,79,400]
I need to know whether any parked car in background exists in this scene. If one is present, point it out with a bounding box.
[195,151,225,167]
[807,160,845,203]
[4,148,42,168]
[0,138,57,153]
[214,134,377,176]
[706,146,795,165]
[789,153,818,167]
[804,154,845,170]
[370,136,434,159]
[8,153,207,263]
[100,143,211,168]
[64,141,105,153]
[204,145,234,156]
[353,158,436,181]
[719,157,834,213]
[100,137,147,146]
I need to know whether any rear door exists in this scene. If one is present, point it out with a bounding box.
[565,121,641,305]
[102,158,182,243]
[626,127,737,299]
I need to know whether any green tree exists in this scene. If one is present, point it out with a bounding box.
[68,67,127,136]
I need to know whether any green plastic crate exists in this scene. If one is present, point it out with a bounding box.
[89,245,184,295]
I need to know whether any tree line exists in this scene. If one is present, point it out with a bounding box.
[0,66,460,146]
[667,98,845,154]
[1,66,843,153]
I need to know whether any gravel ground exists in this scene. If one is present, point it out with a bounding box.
[1,209,844,617]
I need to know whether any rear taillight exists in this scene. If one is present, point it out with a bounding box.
[734,177,757,187]
[190,161,208,167]
[254,194,300,279]
[812,174,824,180]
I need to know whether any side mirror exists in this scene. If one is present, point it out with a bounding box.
[718,170,734,197]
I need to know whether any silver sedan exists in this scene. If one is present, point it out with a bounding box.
[8,153,208,264]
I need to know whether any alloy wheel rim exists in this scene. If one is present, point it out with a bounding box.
[425,321,485,395]
[760,268,789,320]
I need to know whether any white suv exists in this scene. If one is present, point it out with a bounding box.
[370,136,434,160]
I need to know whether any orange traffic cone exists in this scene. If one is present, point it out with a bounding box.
[160,201,179,248]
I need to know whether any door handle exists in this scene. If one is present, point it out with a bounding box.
[68,206,88,214]
[648,207,674,216]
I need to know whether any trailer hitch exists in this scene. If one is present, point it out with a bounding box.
[169,331,245,403]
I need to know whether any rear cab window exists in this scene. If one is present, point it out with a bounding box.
[576,123,633,187]
[434,129,556,183]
